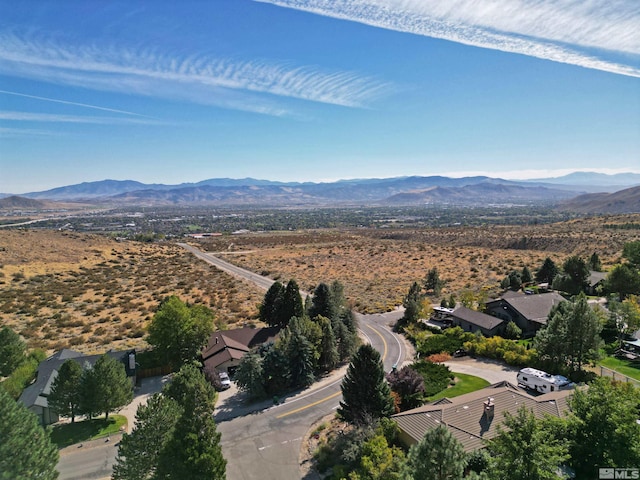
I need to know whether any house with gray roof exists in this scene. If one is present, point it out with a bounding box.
[19,348,136,426]
[450,306,505,337]
[485,292,567,337]
[392,381,573,453]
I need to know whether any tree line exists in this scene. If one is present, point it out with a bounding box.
[235,280,359,399]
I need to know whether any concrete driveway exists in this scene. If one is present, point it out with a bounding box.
[444,357,520,385]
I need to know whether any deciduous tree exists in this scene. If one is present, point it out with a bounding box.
[486,406,568,480]
[147,296,214,369]
[235,351,266,400]
[386,365,425,411]
[605,264,640,300]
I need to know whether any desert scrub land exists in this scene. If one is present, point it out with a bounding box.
[197,214,640,313]
[0,230,263,354]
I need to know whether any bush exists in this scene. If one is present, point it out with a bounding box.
[464,336,537,367]
[0,356,39,399]
[411,360,454,397]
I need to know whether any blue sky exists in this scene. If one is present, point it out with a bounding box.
[0,0,639,194]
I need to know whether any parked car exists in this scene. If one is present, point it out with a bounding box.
[452,349,467,358]
[219,371,231,390]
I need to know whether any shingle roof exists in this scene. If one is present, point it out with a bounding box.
[498,292,566,325]
[451,306,504,330]
[393,381,573,452]
[202,326,281,370]
[19,349,135,410]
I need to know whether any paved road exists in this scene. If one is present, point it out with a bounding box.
[178,243,278,292]
[56,437,120,480]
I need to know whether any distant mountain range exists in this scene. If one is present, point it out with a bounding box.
[2,172,639,211]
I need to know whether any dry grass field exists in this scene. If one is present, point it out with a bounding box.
[0,230,263,354]
[1,214,638,354]
[197,214,640,313]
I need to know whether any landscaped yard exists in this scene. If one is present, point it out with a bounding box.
[50,414,127,448]
[427,372,490,402]
[598,356,640,382]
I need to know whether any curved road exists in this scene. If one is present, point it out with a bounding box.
[180,243,407,480]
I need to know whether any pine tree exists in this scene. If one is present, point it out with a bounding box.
[424,268,444,296]
[259,281,284,326]
[261,343,290,395]
[0,387,59,480]
[402,424,466,480]
[317,316,339,372]
[234,351,266,400]
[279,279,304,326]
[287,331,316,388]
[309,282,336,320]
[156,365,226,480]
[48,359,83,423]
[0,325,26,377]
[338,344,394,425]
[521,266,533,285]
[535,257,558,285]
[91,354,133,419]
[113,394,181,480]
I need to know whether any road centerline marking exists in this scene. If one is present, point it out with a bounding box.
[276,391,341,419]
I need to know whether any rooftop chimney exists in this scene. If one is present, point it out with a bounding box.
[483,397,495,421]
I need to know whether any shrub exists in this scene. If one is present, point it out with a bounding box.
[411,360,454,397]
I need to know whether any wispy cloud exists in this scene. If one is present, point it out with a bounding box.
[0,32,389,115]
[257,0,640,77]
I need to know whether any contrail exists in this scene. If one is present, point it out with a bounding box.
[0,89,152,117]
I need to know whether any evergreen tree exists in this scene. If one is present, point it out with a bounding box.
[287,331,316,388]
[317,316,339,372]
[447,294,457,309]
[398,282,422,330]
[79,360,100,419]
[279,279,304,326]
[535,257,558,285]
[401,424,466,480]
[338,344,394,425]
[558,255,590,295]
[0,325,26,377]
[261,343,290,395]
[508,270,523,290]
[259,281,284,326]
[235,351,266,399]
[329,280,347,315]
[0,387,59,480]
[90,354,133,419]
[534,295,601,375]
[113,393,181,480]
[504,321,522,340]
[622,240,640,268]
[521,266,533,285]
[156,365,226,480]
[147,296,214,369]
[589,252,603,272]
[48,359,82,423]
[487,406,568,480]
[424,267,444,296]
[309,282,336,320]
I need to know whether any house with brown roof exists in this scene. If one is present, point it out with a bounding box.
[485,292,567,337]
[449,306,505,337]
[202,326,280,375]
[392,381,573,453]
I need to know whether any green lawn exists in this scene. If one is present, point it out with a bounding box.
[427,372,490,402]
[598,356,640,382]
[50,414,127,449]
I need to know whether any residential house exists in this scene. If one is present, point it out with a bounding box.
[19,348,136,426]
[392,381,573,453]
[485,292,567,337]
[586,271,607,295]
[450,306,505,337]
[202,326,280,375]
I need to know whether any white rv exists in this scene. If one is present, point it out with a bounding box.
[517,367,574,393]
